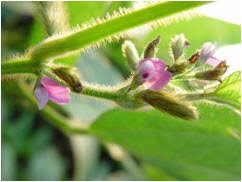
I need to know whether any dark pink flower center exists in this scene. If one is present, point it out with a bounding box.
[142,72,150,79]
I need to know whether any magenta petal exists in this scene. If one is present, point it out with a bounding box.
[144,70,172,91]
[48,92,70,105]
[45,85,70,95]
[34,86,49,110]
[41,77,70,95]
[41,76,60,86]
[205,57,221,66]
[152,59,167,71]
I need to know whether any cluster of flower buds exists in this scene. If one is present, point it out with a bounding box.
[122,36,199,120]
[121,35,228,120]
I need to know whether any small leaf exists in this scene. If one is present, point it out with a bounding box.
[211,71,241,109]
[214,71,241,102]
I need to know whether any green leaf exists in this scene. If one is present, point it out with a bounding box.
[29,2,208,61]
[89,103,240,180]
[212,71,241,108]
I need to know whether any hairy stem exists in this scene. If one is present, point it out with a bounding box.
[1,58,37,76]
[81,81,130,101]
[29,1,209,61]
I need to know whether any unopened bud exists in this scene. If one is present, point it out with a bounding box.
[143,36,160,58]
[140,90,198,120]
[167,62,190,76]
[195,61,228,82]
[188,51,201,64]
[52,66,82,93]
[122,40,140,70]
[171,34,189,61]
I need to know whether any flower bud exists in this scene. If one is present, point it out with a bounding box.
[140,90,198,120]
[171,34,189,61]
[52,66,82,93]
[167,62,190,76]
[122,40,140,70]
[195,61,228,82]
[188,51,201,64]
[143,36,160,58]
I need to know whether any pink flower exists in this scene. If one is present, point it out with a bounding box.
[34,76,71,110]
[200,42,221,66]
[138,58,171,91]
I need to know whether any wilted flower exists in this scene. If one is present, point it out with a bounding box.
[34,76,70,110]
[136,58,171,91]
[200,42,221,66]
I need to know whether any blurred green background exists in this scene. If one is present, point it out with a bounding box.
[1,1,240,181]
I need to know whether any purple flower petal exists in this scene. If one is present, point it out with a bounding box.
[138,58,171,91]
[34,76,71,109]
[34,86,49,110]
[144,70,172,91]
[205,57,221,66]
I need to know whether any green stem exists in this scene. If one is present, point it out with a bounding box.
[29,1,209,61]
[81,82,127,101]
[1,58,37,76]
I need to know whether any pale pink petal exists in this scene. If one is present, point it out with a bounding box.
[200,42,216,60]
[139,60,155,81]
[34,86,49,110]
[205,57,221,66]
[48,92,70,105]
[139,58,166,71]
